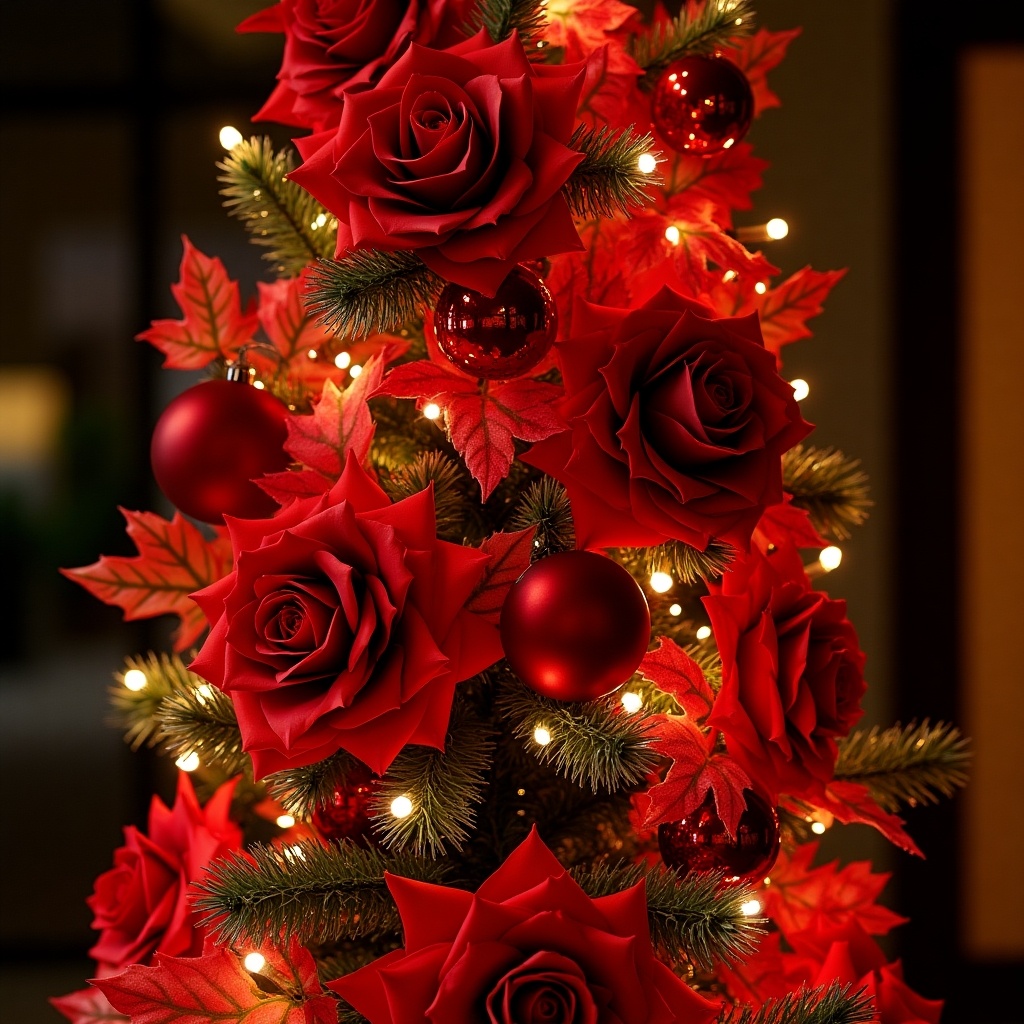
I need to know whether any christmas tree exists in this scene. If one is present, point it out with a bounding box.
[51,2,970,1023]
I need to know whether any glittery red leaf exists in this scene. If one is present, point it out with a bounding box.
[801,781,924,858]
[640,637,715,724]
[466,528,536,624]
[756,266,847,355]
[50,987,129,1024]
[661,143,768,228]
[723,28,803,114]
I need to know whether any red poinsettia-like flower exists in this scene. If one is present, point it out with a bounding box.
[190,452,501,777]
[524,287,812,550]
[704,538,866,802]
[239,0,473,132]
[86,775,241,973]
[331,828,719,1024]
[289,32,587,295]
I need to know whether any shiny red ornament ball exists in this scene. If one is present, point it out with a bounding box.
[500,550,651,702]
[311,765,376,842]
[658,789,780,882]
[651,55,754,155]
[433,264,556,380]
[151,378,289,524]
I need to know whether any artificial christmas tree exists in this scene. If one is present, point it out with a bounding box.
[53,2,971,1023]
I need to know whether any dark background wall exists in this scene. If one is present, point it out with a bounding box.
[0,2,1020,1021]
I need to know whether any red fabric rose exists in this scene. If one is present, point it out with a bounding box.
[524,288,812,550]
[240,0,472,132]
[330,828,719,1024]
[704,538,866,802]
[86,775,241,973]
[190,451,501,778]
[289,32,587,295]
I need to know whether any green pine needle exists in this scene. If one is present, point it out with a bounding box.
[508,476,575,558]
[783,444,872,541]
[381,451,471,542]
[264,752,363,821]
[718,983,875,1024]
[110,651,200,751]
[563,125,661,221]
[156,683,248,778]
[644,538,737,585]
[466,0,547,47]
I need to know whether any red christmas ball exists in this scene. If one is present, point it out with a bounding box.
[500,551,651,702]
[151,378,289,524]
[651,55,754,155]
[433,264,556,380]
[658,789,780,882]
[311,765,376,842]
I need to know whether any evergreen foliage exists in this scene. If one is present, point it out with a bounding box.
[718,983,876,1024]
[156,683,248,779]
[563,124,661,221]
[783,444,872,541]
[466,0,547,47]
[508,476,576,557]
[111,651,200,751]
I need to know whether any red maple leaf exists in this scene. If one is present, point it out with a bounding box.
[756,266,847,356]
[640,637,715,724]
[466,528,537,624]
[717,932,796,1006]
[635,715,751,836]
[723,28,803,115]
[660,143,768,227]
[575,44,647,131]
[763,841,908,940]
[376,360,564,500]
[51,987,129,1023]
[95,940,337,1024]
[258,354,386,502]
[543,0,641,59]
[137,236,257,369]
[61,510,232,651]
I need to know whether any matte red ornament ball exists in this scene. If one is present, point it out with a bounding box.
[500,550,651,703]
[311,765,376,842]
[658,789,780,882]
[151,378,290,524]
[651,54,754,155]
[433,264,556,380]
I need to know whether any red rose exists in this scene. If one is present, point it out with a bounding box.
[330,828,719,1024]
[524,288,812,550]
[240,0,472,132]
[704,538,866,802]
[289,32,587,295]
[87,776,241,972]
[190,452,501,777]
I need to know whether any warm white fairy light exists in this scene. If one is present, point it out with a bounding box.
[219,125,244,150]
[695,625,712,641]
[664,225,681,246]
[253,380,266,390]
[349,364,363,378]
[722,269,738,283]
[175,751,200,772]
[621,691,643,714]
[243,952,266,973]
[423,402,441,421]
[637,152,658,174]
[307,348,318,360]
[811,821,827,835]
[649,571,673,594]
[766,218,789,240]
[391,795,414,819]
[123,669,147,691]
[669,603,682,616]
[818,545,843,572]
[276,814,296,829]
[790,378,810,402]
[740,899,762,917]
[193,683,214,705]
[334,351,352,370]
[754,281,768,295]
[533,725,552,746]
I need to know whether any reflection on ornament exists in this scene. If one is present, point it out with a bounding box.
[311,765,375,842]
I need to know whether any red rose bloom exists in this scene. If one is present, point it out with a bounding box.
[704,538,866,802]
[240,0,472,132]
[331,828,719,1024]
[524,288,812,550]
[190,452,501,778]
[289,32,587,295]
[87,776,241,972]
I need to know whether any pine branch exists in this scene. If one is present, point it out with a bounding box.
[563,125,660,221]
[497,675,659,792]
[381,451,470,542]
[265,752,362,821]
[192,840,452,947]
[573,861,762,970]
[783,444,872,541]
[718,983,875,1024]
[641,538,737,585]
[218,137,336,275]
[634,0,757,84]
[306,252,445,340]
[508,476,575,558]
[110,651,201,751]
[835,721,971,812]
[369,695,495,856]
[156,685,248,778]
[466,0,547,47]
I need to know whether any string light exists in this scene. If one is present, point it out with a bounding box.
[253,380,266,390]
[669,603,683,616]
[722,269,738,283]
[740,899,762,916]
[818,545,843,572]
[422,402,441,420]
[811,821,827,835]
[533,725,552,746]
[664,225,681,245]
[790,378,810,401]
[649,571,673,594]
[390,795,414,818]
[219,125,243,150]
[637,152,658,174]
[766,218,789,239]
[193,684,214,705]
[349,364,363,379]
[754,281,768,295]
[334,351,352,370]
[243,952,266,973]
[175,751,200,772]
[695,625,712,641]
[621,691,643,714]
[123,669,147,691]
[307,348,318,360]
[276,814,296,829]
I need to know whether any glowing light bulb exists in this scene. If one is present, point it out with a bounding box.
[637,152,658,174]
[754,281,768,295]
[740,899,762,916]
[307,348,318,360]
[649,571,673,594]
[766,218,789,240]
[811,821,827,835]
[334,351,352,370]
[621,691,643,714]
[349,364,363,379]
[818,546,842,572]
[533,725,552,746]
[669,603,683,616]
[253,380,266,390]
[219,125,244,150]
[695,625,712,641]
[123,669,147,691]
[391,795,414,818]
[243,952,266,973]
[276,814,296,829]
[193,683,214,705]
[422,402,441,420]
[664,225,681,246]
[790,378,810,402]
[176,751,200,772]
[722,269,738,283]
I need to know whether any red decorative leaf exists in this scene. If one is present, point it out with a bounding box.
[466,528,537,624]
[576,45,646,130]
[756,266,847,356]
[763,841,908,940]
[801,781,924,858]
[717,932,794,1006]
[61,510,232,652]
[669,214,779,286]
[254,269,336,384]
[94,940,337,1024]
[756,496,828,551]
[661,143,768,227]
[640,637,715,724]
[543,0,641,58]
[723,28,803,114]
[636,715,751,836]
[51,988,129,1023]
[137,237,257,369]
